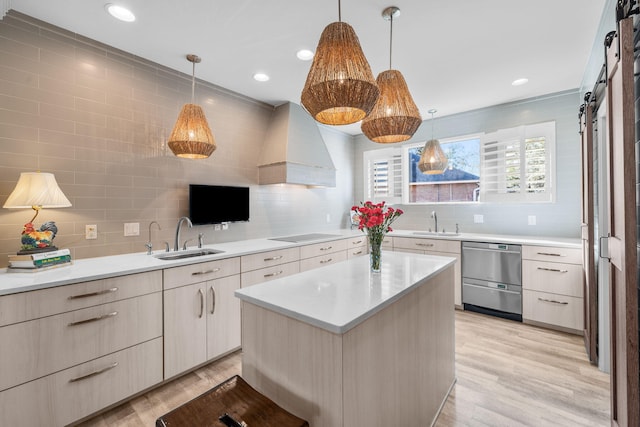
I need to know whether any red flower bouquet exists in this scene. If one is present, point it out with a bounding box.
[351,201,403,272]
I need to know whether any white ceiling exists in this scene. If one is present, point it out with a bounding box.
[9,0,606,135]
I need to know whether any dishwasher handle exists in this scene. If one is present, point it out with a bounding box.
[463,282,521,295]
[462,246,521,255]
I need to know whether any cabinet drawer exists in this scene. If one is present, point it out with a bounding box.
[0,292,162,392]
[523,260,583,297]
[394,237,460,253]
[381,236,393,248]
[300,250,348,272]
[522,245,582,264]
[241,247,299,273]
[300,239,348,259]
[241,261,301,287]
[347,246,368,258]
[523,290,583,332]
[347,235,367,249]
[164,257,240,289]
[0,270,162,327]
[0,338,163,427]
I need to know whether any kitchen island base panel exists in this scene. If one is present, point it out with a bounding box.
[241,266,455,427]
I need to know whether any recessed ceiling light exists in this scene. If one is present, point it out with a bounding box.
[105,4,136,22]
[253,73,270,82]
[296,49,314,61]
[512,78,529,86]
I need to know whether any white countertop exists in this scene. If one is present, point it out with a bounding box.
[235,251,456,334]
[389,230,581,248]
[0,228,579,296]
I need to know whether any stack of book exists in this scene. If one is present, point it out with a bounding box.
[8,248,72,271]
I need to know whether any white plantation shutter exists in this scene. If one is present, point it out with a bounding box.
[480,121,555,202]
[364,148,402,204]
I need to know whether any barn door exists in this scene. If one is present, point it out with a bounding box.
[580,101,597,364]
[605,15,639,427]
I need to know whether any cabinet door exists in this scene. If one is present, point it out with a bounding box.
[163,283,207,379]
[207,275,241,360]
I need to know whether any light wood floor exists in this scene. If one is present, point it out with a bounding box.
[77,310,610,427]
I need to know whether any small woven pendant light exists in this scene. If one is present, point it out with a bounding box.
[418,109,447,174]
[168,54,216,159]
[300,0,379,125]
[361,6,421,143]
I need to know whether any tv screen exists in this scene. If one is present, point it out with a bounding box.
[189,184,250,225]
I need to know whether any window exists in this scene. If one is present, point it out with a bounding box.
[362,120,556,205]
[406,135,481,203]
[480,121,555,203]
[363,148,402,204]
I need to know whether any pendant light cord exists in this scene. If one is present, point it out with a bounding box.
[430,111,435,139]
[191,60,196,104]
[338,0,341,22]
[389,14,393,70]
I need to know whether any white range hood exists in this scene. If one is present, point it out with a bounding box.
[258,102,336,187]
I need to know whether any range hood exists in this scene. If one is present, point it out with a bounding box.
[258,102,336,187]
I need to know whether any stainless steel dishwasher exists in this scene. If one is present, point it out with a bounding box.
[462,241,522,321]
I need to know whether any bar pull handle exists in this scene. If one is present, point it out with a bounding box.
[352,250,363,255]
[320,246,333,251]
[192,268,220,276]
[263,270,284,278]
[69,362,118,383]
[537,267,568,273]
[68,311,118,327]
[68,287,118,299]
[351,240,363,245]
[416,243,435,247]
[599,236,610,260]
[263,255,283,261]
[536,252,565,257]
[198,288,204,318]
[320,258,333,264]
[210,286,216,315]
[538,297,569,305]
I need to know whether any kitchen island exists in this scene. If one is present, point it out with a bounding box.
[235,251,457,427]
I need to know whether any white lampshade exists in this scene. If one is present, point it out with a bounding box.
[3,172,71,209]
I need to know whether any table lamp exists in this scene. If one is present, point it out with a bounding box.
[3,171,71,254]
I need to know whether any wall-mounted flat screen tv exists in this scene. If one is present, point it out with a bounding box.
[189,184,250,225]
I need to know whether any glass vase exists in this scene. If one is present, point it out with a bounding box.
[369,234,383,273]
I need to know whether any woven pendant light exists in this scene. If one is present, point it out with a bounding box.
[418,109,447,174]
[362,7,421,143]
[168,54,216,159]
[300,1,379,125]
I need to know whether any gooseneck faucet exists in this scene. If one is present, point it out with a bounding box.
[145,221,161,255]
[431,211,438,233]
[174,216,193,251]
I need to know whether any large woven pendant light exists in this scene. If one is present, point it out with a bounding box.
[418,109,447,174]
[361,6,421,143]
[300,0,379,125]
[168,54,216,159]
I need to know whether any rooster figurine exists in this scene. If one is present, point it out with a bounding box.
[21,221,59,252]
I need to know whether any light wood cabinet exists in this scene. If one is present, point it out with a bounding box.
[392,237,462,307]
[300,250,348,272]
[241,261,301,287]
[522,245,583,333]
[347,235,367,259]
[163,261,241,379]
[163,257,240,290]
[0,271,163,426]
[241,247,300,272]
[0,338,162,427]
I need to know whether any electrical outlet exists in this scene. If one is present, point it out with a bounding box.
[474,214,484,224]
[124,222,140,236]
[528,215,537,226]
[85,225,97,240]
[214,224,221,231]
[222,222,229,230]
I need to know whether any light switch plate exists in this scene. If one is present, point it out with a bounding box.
[85,225,97,240]
[124,222,140,236]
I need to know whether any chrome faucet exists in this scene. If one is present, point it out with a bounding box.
[146,221,161,255]
[174,216,193,251]
[431,211,438,233]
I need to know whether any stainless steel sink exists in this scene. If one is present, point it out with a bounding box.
[413,231,460,237]
[153,248,224,260]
